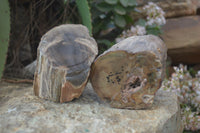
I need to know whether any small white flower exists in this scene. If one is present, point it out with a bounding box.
[196,90,200,95]
[148,2,155,6]
[146,19,154,26]
[130,26,136,33]
[197,71,200,77]
[136,25,146,36]
[188,81,192,87]
[185,107,190,111]
[143,2,166,26]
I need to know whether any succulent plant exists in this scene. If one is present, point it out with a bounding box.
[76,0,92,35]
[0,0,10,79]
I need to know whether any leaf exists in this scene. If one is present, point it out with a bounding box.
[93,19,108,34]
[126,6,137,12]
[76,0,92,35]
[97,39,115,54]
[97,2,113,12]
[120,0,137,7]
[114,14,126,28]
[128,0,137,6]
[0,0,10,79]
[104,0,118,5]
[93,17,112,34]
[114,4,126,15]
[93,21,103,34]
[146,25,162,36]
[135,19,146,26]
[124,15,133,24]
[97,39,114,47]
[119,0,129,7]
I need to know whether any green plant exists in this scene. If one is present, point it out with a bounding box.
[97,39,114,54]
[0,0,10,79]
[91,0,137,35]
[115,2,166,43]
[76,0,92,35]
[75,1,165,54]
[88,0,138,53]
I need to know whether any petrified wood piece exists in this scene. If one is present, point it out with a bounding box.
[90,35,167,109]
[33,24,98,103]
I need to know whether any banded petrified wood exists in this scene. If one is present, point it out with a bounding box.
[33,24,98,103]
[90,35,167,109]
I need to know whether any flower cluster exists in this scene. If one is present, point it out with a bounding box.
[160,64,200,131]
[143,2,166,26]
[116,2,166,43]
[182,107,200,131]
[115,25,146,43]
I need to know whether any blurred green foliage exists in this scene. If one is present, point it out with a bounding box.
[0,0,10,79]
[90,0,137,34]
[88,0,138,53]
[75,0,164,54]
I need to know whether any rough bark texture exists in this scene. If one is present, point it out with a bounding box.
[90,35,167,109]
[33,24,98,103]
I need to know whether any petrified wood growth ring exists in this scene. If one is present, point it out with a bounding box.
[90,35,167,109]
[33,25,167,110]
[33,24,98,103]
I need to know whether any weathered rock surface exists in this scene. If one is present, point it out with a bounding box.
[161,15,200,65]
[0,82,183,133]
[136,0,197,18]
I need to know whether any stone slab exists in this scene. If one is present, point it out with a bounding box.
[161,15,200,64]
[0,82,183,133]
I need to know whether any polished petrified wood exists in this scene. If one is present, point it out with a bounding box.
[33,24,98,103]
[90,35,167,109]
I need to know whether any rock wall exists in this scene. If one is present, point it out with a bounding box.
[140,0,200,65]
[161,16,200,65]
[137,0,198,18]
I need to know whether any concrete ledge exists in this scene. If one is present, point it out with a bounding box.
[0,82,183,133]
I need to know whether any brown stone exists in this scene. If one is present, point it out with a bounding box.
[90,35,167,109]
[191,0,200,8]
[33,24,98,102]
[161,16,200,65]
[191,0,200,15]
[136,0,196,18]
